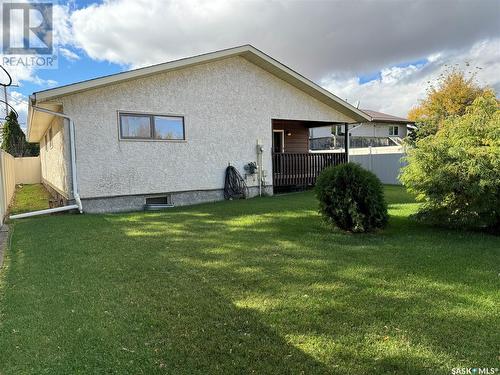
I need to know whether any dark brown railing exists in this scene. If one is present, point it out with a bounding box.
[272,152,347,187]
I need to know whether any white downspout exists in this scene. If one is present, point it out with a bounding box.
[256,139,264,197]
[346,123,363,162]
[9,106,83,220]
[9,204,80,219]
[67,116,83,212]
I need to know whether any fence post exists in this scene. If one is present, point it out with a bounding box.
[369,146,373,171]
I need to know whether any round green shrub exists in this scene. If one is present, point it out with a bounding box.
[315,163,388,232]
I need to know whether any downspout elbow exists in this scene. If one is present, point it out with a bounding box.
[74,193,83,213]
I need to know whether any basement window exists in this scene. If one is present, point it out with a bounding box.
[119,112,185,140]
[145,195,171,205]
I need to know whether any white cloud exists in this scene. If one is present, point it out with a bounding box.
[63,0,499,118]
[0,63,57,87]
[53,3,74,46]
[60,47,80,61]
[68,0,500,78]
[321,38,500,117]
[2,0,499,124]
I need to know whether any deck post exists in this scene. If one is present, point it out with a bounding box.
[344,122,349,162]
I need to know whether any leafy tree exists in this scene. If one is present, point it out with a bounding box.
[24,142,40,157]
[1,111,39,157]
[401,90,500,232]
[407,69,486,145]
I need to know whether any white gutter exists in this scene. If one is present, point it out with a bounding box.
[9,106,83,220]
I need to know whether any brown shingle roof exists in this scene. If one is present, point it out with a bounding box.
[361,109,413,124]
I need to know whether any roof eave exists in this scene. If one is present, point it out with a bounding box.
[240,47,371,122]
[33,45,253,102]
[372,119,414,124]
[27,96,63,143]
[32,45,372,123]
[26,95,35,142]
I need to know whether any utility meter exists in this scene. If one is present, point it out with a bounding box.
[244,162,258,175]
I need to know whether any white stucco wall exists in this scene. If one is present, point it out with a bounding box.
[53,56,354,199]
[310,123,408,139]
[40,117,71,197]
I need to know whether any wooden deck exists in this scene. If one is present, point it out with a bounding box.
[272,152,347,188]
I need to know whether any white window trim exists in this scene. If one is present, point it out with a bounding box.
[272,129,285,153]
[389,125,399,136]
[333,124,345,136]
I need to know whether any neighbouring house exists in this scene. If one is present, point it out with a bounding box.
[309,109,413,150]
[27,45,370,213]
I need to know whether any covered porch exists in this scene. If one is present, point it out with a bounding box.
[271,119,348,191]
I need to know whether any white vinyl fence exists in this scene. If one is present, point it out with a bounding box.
[350,146,406,185]
[15,157,41,184]
[0,152,41,223]
[0,150,17,224]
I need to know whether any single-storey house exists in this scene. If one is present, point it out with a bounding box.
[27,45,371,213]
[309,109,412,150]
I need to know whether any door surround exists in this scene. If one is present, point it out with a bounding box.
[272,129,284,153]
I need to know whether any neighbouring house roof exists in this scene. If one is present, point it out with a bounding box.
[360,109,413,124]
[28,45,371,142]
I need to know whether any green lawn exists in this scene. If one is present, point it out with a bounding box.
[0,186,498,374]
[8,184,50,215]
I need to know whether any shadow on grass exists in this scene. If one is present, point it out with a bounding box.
[1,190,499,374]
[104,197,498,372]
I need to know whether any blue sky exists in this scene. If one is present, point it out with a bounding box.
[14,55,122,96]
[358,59,428,85]
[3,0,499,130]
[5,55,125,128]
[18,52,431,97]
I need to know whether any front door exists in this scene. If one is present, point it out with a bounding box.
[273,130,284,153]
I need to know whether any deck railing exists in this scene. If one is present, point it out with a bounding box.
[272,152,347,188]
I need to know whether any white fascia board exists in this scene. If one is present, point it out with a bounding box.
[32,45,371,123]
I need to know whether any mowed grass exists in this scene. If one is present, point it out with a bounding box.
[0,186,498,374]
[9,184,50,215]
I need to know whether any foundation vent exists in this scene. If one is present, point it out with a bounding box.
[144,195,173,210]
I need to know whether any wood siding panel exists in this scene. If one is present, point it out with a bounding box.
[272,120,309,153]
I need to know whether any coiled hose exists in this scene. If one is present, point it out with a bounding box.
[224,165,248,200]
